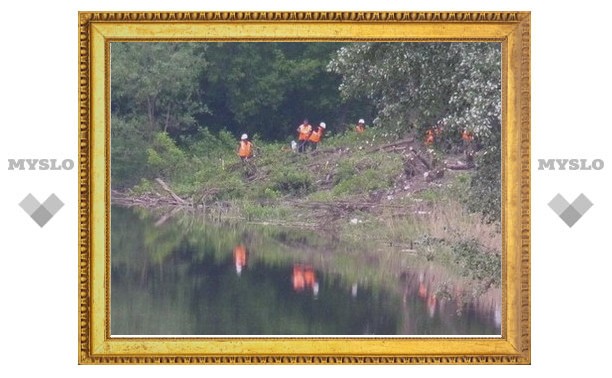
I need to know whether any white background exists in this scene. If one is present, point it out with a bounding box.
[1,0,610,376]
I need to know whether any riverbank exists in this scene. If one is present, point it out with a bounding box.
[112,130,501,296]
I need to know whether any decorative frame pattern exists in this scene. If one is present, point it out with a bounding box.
[78,11,530,364]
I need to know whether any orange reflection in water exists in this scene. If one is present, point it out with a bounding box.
[292,264,319,296]
[416,272,437,318]
[233,244,247,276]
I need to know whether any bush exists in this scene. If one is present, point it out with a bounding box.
[323,125,395,149]
[257,187,280,200]
[131,178,154,195]
[272,167,313,195]
[110,116,151,188]
[333,160,357,185]
[332,153,402,196]
[452,238,501,288]
[216,175,247,200]
[184,163,247,200]
[242,202,289,221]
[253,141,293,168]
[333,168,390,195]
[417,188,443,203]
[146,132,190,180]
[468,145,501,223]
[183,127,236,159]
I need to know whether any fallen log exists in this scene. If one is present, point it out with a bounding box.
[383,146,408,153]
[367,137,415,153]
[445,162,475,170]
[424,168,445,182]
[410,149,432,170]
[308,147,344,157]
[155,178,187,205]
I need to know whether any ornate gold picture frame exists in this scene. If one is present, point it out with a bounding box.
[78,11,530,364]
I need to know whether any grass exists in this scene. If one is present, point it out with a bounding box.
[118,127,502,295]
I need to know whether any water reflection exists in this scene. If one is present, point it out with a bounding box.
[111,205,500,336]
[415,272,437,318]
[399,267,500,335]
[233,244,247,276]
[292,264,319,297]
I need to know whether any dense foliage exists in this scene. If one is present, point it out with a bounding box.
[328,42,501,137]
[197,43,374,140]
[111,42,374,187]
[111,41,502,223]
[328,42,502,221]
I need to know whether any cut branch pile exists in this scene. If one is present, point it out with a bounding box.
[366,137,415,153]
[112,178,192,208]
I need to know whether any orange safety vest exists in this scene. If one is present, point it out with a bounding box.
[238,140,253,157]
[462,130,474,142]
[297,124,312,141]
[425,129,435,145]
[309,128,323,143]
[356,124,365,133]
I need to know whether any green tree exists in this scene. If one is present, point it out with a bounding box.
[110,43,208,186]
[328,42,500,137]
[328,42,502,221]
[198,42,372,140]
[111,42,208,137]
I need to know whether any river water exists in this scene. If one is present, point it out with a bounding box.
[111,205,501,336]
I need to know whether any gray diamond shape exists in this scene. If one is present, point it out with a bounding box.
[41,194,64,215]
[559,205,582,228]
[19,194,41,216]
[571,193,593,215]
[548,193,570,216]
[30,205,53,227]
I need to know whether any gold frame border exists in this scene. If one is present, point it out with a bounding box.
[78,11,530,364]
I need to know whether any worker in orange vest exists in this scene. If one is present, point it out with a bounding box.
[424,120,445,147]
[461,128,475,158]
[237,133,254,162]
[461,128,474,143]
[308,122,326,151]
[296,119,312,153]
[355,118,366,133]
[233,244,247,276]
[424,129,435,146]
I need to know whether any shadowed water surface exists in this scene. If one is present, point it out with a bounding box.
[111,206,500,336]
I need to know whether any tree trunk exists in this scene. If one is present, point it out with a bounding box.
[163,106,171,132]
[147,96,156,132]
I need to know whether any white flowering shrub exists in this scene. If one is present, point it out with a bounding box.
[329,42,502,222]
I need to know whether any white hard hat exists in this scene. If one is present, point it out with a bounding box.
[241,134,248,140]
[358,119,365,124]
[319,122,326,129]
